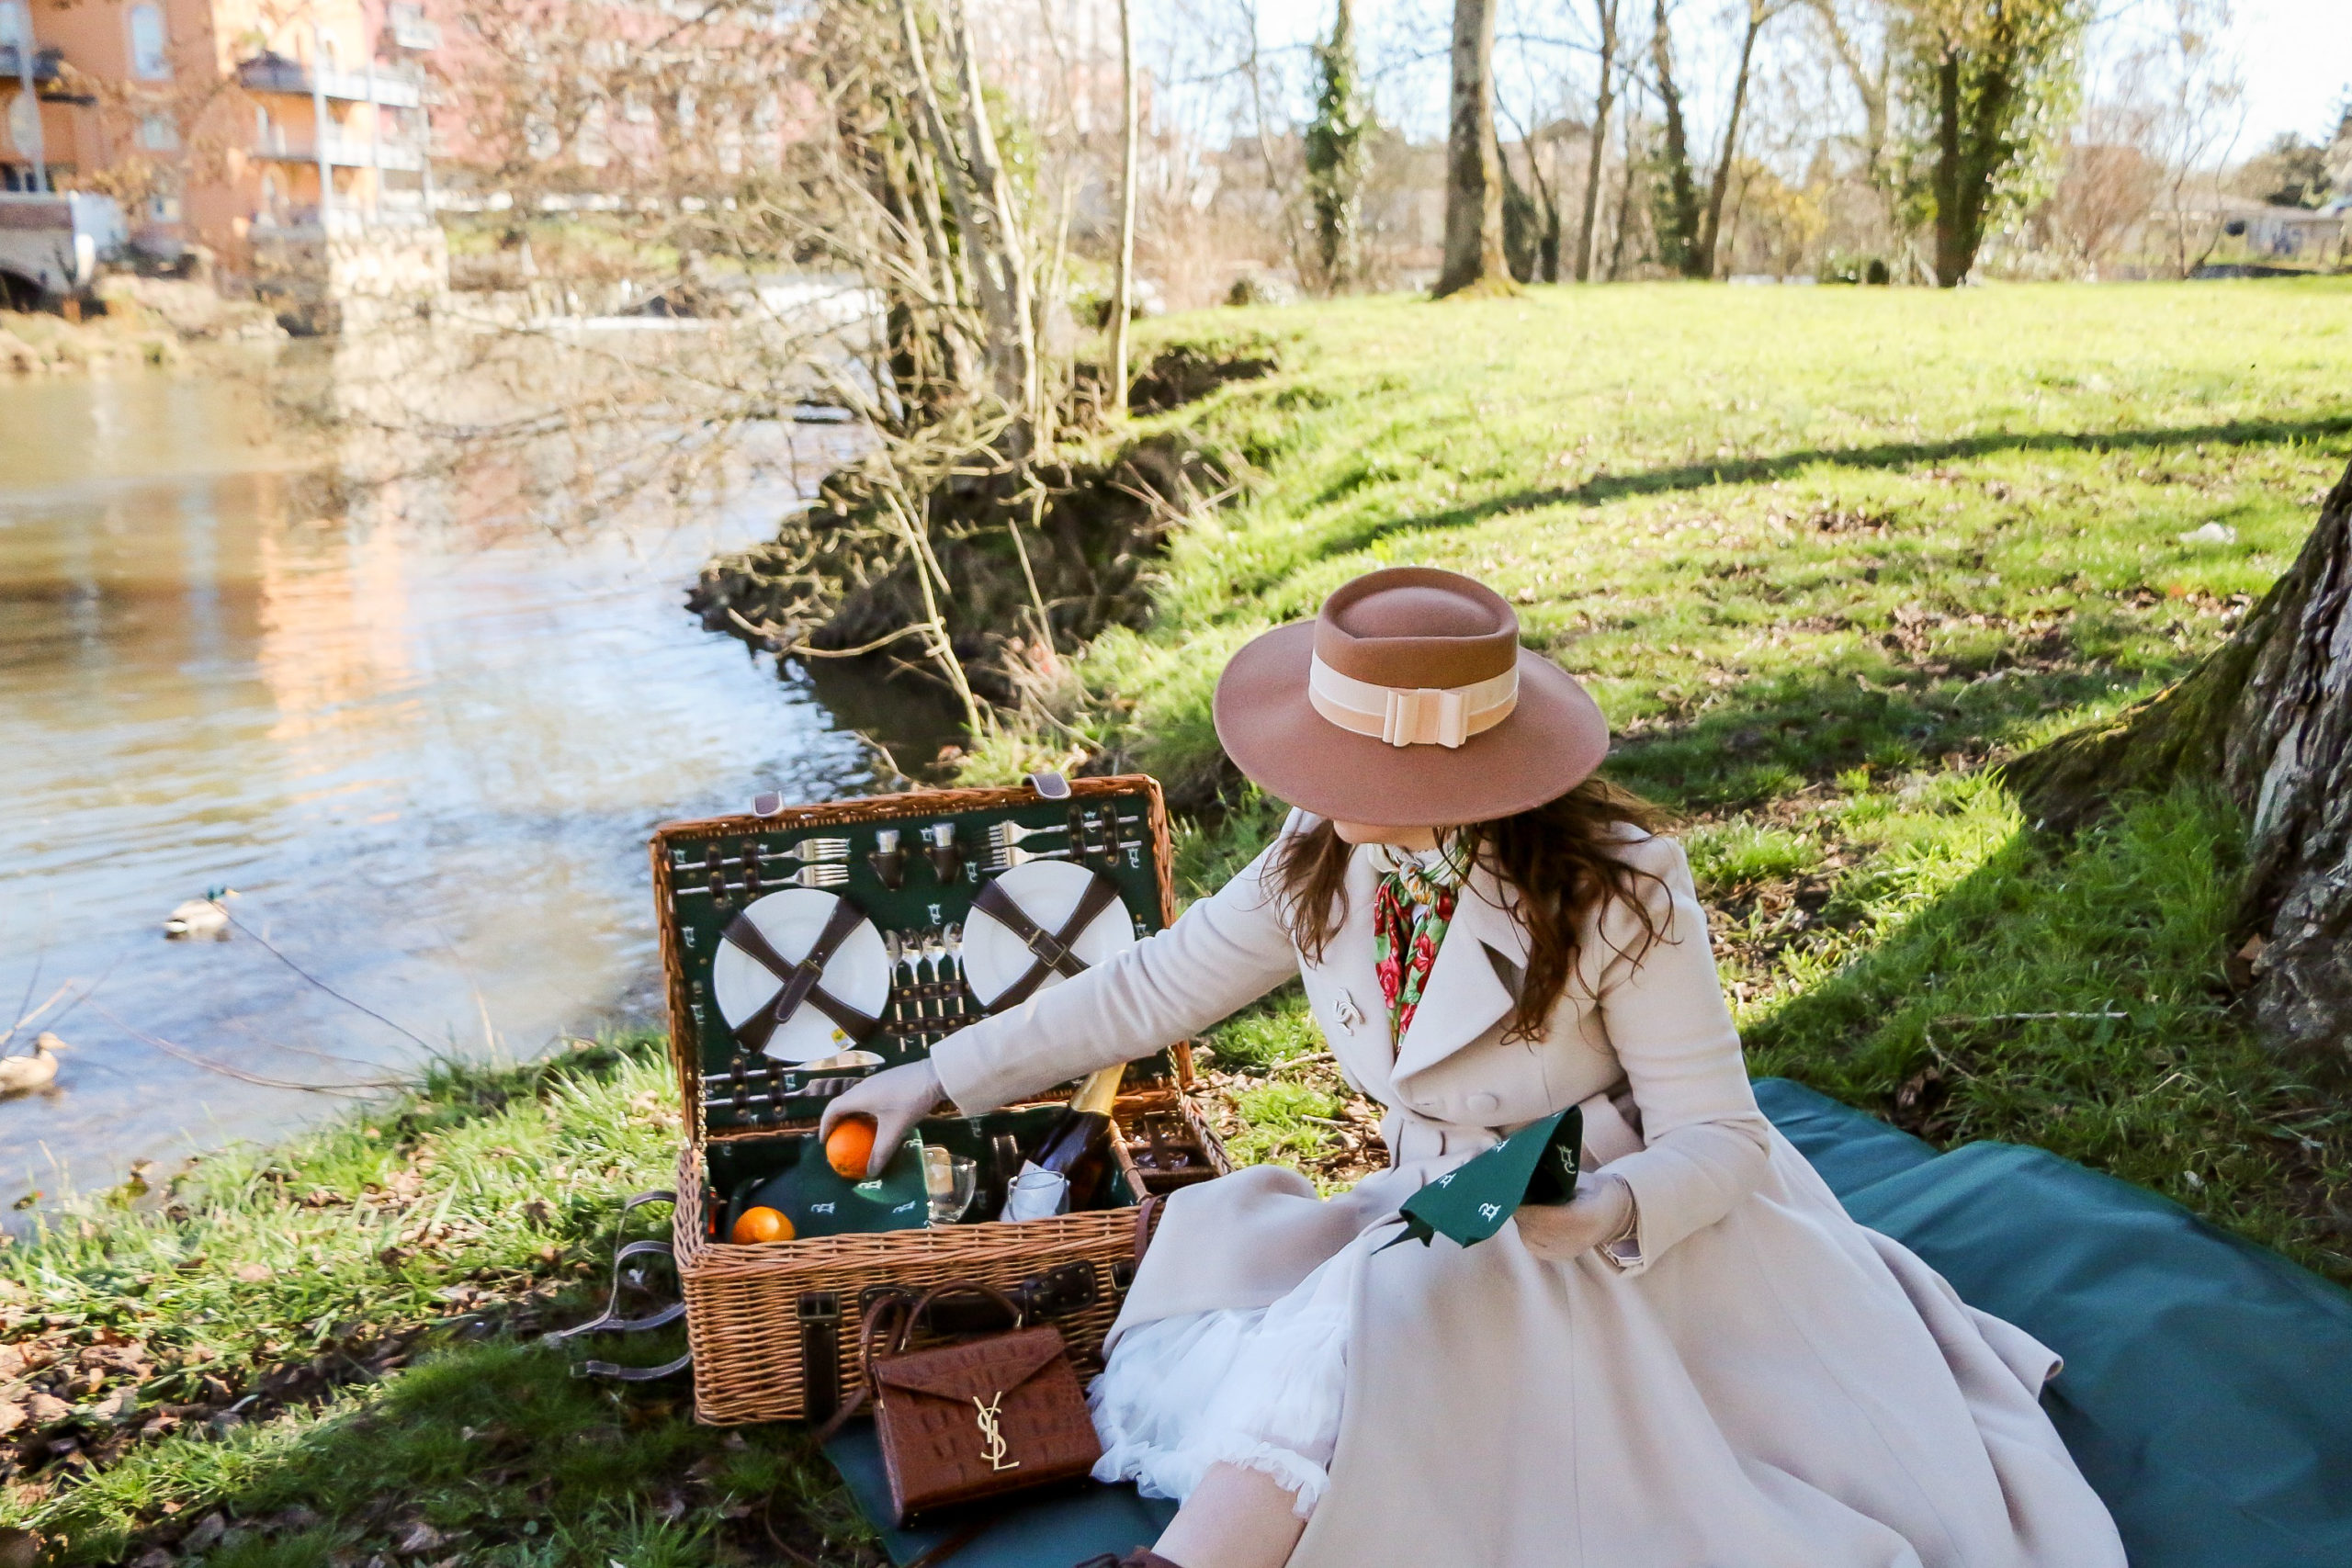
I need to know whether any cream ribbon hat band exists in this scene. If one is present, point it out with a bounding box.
[1306,655,1520,748]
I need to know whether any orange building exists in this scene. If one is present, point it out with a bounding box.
[0,0,437,267]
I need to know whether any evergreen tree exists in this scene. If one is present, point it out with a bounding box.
[1305,0,1371,292]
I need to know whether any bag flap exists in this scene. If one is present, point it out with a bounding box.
[873,1329,1069,1404]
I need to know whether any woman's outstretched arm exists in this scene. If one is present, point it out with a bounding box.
[927,834,1303,1113]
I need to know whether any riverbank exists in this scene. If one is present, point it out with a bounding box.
[1,278,282,376]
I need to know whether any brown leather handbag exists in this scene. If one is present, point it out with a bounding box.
[854,1282,1103,1525]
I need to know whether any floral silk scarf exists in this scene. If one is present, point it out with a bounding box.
[1371,838,1471,1042]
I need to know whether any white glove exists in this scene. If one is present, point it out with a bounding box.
[1512,1174,1636,1264]
[818,1059,944,1179]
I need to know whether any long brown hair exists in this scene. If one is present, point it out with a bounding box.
[1268,777,1674,1044]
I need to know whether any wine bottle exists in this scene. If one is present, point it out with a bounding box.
[984,1132,1023,1218]
[1025,1066,1125,1213]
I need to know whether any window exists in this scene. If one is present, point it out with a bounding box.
[128,3,170,79]
[140,112,177,151]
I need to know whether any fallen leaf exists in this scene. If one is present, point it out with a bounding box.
[394,1520,445,1554]
[24,1391,72,1427]
[96,1384,145,1423]
[0,1402,19,1436]
[233,1264,273,1284]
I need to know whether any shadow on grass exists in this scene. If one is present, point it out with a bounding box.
[53,1328,878,1568]
[1307,413,2352,547]
[1605,657,2160,811]
[1742,783,2352,1285]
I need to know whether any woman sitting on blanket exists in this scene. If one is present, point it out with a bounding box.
[825,567,2126,1568]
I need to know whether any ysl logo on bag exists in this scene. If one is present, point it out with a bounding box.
[974,1393,1019,1472]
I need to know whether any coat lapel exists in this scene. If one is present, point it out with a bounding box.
[1388,861,1529,1081]
[1321,848,1396,1068]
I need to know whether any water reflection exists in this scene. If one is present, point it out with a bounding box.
[0,347,944,1215]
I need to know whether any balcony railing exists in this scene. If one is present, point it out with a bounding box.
[250,202,435,239]
[236,54,424,107]
[0,44,64,86]
[251,129,427,172]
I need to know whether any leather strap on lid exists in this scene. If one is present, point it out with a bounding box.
[972,873,1124,1012]
[723,899,882,1053]
[1306,654,1519,748]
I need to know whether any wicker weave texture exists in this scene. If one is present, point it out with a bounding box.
[677,1149,1125,1425]
[676,1089,1228,1424]
[648,772,1226,1427]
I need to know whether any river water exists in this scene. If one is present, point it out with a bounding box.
[0,346,933,1215]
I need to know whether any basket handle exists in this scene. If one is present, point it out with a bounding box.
[548,1190,693,1382]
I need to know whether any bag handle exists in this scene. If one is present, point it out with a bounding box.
[814,1280,1030,1444]
[1133,1191,1165,1264]
[888,1281,1026,1357]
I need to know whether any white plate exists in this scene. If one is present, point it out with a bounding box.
[962,861,1138,1010]
[710,889,890,1063]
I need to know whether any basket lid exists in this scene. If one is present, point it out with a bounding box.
[650,774,1184,1141]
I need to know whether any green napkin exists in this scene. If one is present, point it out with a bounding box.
[1382,1107,1583,1251]
[728,1134,932,1240]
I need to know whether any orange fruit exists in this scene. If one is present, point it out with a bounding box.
[729,1206,795,1245]
[825,1116,878,1179]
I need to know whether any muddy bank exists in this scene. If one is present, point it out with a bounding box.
[0,277,282,377]
[687,344,1272,728]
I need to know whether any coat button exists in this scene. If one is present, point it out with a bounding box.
[1466,1092,1500,1118]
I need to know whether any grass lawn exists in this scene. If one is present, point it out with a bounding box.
[9,279,2352,1568]
[1,1041,880,1568]
[973,278,2352,1277]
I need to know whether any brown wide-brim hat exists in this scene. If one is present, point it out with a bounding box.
[1213,567,1610,828]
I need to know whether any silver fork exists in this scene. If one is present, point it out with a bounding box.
[989,843,1072,870]
[989,820,1069,849]
[775,863,850,888]
[758,837,851,863]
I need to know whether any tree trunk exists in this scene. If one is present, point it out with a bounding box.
[1436,0,1510,296]
[1108,0,1136,415]
[1575,0,1620,283]
[2008,459,2352,1058]
[1931,50,1970,287]
[1607,76,1639,279]
[1650,0,1702,277]
[1697,0,1769,279]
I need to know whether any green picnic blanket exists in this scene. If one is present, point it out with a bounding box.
[822,1077,2352,1567]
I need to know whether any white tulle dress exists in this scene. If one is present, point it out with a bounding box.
[1089,1223,1374,1516]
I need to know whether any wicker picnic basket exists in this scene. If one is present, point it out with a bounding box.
[650,773,1231,1426]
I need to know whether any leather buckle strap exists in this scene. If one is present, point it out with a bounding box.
[724,900,882,1052]
[972,874,1124,1013]
[800,1291,843,1425]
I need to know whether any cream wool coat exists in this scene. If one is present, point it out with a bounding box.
[932,818,2128,1568]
